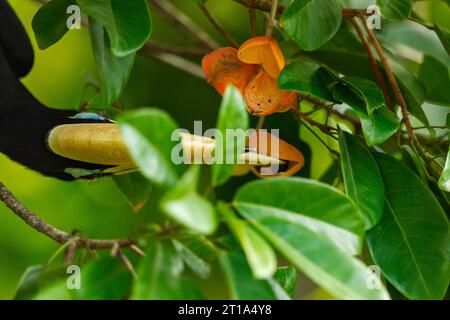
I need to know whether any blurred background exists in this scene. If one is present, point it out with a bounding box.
[1,0,448,299]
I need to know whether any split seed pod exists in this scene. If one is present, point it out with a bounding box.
[246,130,304,178]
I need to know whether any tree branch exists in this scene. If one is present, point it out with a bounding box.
[233,0,373,17]
[198,3,239,48]
[141,44,205,79]
[265,0,278,37]
[349,18,394,110]
[358,15,417,144]
[148,0,218,50]
[0,181,134,250]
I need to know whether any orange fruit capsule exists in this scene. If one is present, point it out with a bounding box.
[247,130,304,178]
[237,36,285,78]
[202,47,258,96]
[244,70,298,116]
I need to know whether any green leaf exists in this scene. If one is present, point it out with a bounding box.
[132,240,204,299]
[439,149,450,192]
[400,145,428,183]
[435,24,450,55]
[281,0,342,51]
[278,59,335,101]
[340,76,385,115]
[304,29,428,125]
[234,178,365,254]
[273,266,298,299]
[333,83,400,146]
[339,129,385,229]
[113,173,151,212]
[74,257,132,300]
[14,265,44,300]
[377,0,413,21]
[418,55,450,106]
[367,153,450,300]
[89,19,135,108]
[218,202,277,279]
[173,239,212,279]
[219,250,289,300]
[77,0,152,56]
[117,108,182,188]
[212,86,249,186]
[32,0,77,50]
[234,178,390,300]
[160,166,218,235]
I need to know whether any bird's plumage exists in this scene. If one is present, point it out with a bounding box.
[0,1,118,180]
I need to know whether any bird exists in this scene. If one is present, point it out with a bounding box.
[0,1,304,181]
[0,1,136,181]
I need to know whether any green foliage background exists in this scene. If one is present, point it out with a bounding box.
[0,0,449,300]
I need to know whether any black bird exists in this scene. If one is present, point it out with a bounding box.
[0,1,136,181]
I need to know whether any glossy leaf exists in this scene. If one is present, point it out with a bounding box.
[340,76,385,115]
[113,173,151,212]
[77,0,152,56]
[32,0,77,50]
[218,202,277,279]
[234,178,365,254]
[234,178,390,300]
[219,250,290,300]
[439,149,450,192]
[14,265,44,300]
[132,240,204,299]
[118,108,182,188]
[161,166,218,235]
[278,59,335,102]
[173,239,212,279]
[339,129,385,229]
[435,24,450,55]
[418,55,450,106]
[213,86,249,186]
[367,153,450,300]
[333,83,400,146]
[281,0,342,51]
[73,257,132,300]
[273,266,298,298]
[89,19,135,108]
[377,0,413,21]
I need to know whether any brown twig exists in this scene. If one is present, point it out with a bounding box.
[358,15,416,143]
[349,18,394,110]
[0,181,134,250]
[143,41,208,57]
[148,0,218,50]
[198,3,239,48]
[290,107,337,136]
[140,46,205,79]
[233,0,373,17]
[248,0,257,36]
[265,0,278,37]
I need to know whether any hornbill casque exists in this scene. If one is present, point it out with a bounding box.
[0,1,304,181]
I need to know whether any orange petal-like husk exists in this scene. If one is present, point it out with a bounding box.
[202,47,258,95]
[247,130,304,178]
[237,36,285,78]
[244,70,298,116]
